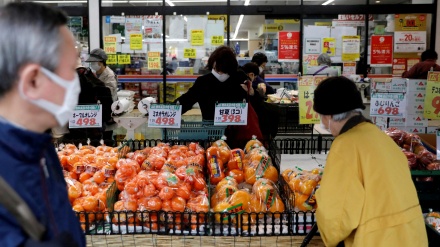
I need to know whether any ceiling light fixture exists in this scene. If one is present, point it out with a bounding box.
[35,1,87,3]
[244,0,250,5]
[102,1,128,3]
[375,0,380,2]
[321,0,334,5]
[233,14,244,40]
[165,0,175,6]
[128,0,162,2]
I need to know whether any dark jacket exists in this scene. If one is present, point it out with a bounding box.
[176,71,253,120]
[0,120,85,247]
[252,76,276,95]
[402,59,440,79]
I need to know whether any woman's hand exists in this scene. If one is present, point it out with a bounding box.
[241,80,254,96]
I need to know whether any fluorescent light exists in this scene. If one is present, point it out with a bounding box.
[375,0,380,2]
[233,14,244,40]
[322,0,334,5]
[129,1,162,2]
[102,1,128,3]
[165,0,175,6]
[244,0,250,5]
[184,16,188,22]
[35,1,87,3]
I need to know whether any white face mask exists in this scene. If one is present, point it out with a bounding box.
[20,67,81,126]
[212,69,230,82]
[90,62,101,72]
[259,67,264,74]
[319,117,331,133]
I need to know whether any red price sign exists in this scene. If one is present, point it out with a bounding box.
[214,103,248,126]
[69,105,102,129]
[155,117,175,125]
[305,100,319,120]
[377,107,399,115]
[370,93,406,117]
[76,118,97,126]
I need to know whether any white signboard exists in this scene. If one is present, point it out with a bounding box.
[148,104,182,128]
[69,105,102,129]
[394,31,426,53]
[304,38,321,54]
[214,103,248,126]
[370,93,407,117]
[372,78,406,92]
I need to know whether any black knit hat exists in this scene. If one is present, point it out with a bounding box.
[313,76,366,115]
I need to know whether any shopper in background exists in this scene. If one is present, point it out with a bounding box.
[402,49,440,79]
[0,2,85,247]
[313,76,427,247]
[307,53,338,77]
[251,52,275,96]
[85,48,118,101]
[175,46,263,146]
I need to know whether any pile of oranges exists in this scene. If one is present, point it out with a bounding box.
[113,142,209,230]
[282,168,322,212]
[58,143,120,229]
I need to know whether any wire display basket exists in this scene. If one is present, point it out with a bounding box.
[162,121,227,140]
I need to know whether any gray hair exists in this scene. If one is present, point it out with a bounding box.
[0,3,67,98]
[317,53,332,66]
[332,108,364,122]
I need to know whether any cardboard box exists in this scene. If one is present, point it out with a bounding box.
[418,133,436,151]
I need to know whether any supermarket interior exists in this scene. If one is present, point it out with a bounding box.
[1,0,440,246]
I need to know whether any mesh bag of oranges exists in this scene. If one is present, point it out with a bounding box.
[211,176,285,233]
[110,142,209,233]
[59,141,122,231]
[281,167,323,212]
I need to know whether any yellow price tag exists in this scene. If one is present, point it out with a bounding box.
[148,52,161,70]
[130,33,143,50]
[107,54,117,65]
[211,35,224,46]
[104,36,117,54]
[298,76,327,124]
[118,54,131,65]
[191,30,204,46]
[183,48,196,59]
[424,71,440,119]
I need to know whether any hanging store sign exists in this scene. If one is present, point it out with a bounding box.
[191,30,204,46]
[107,55,117,65]
[370,92,407,117]
[148,104,182,128]
[338,14,373,21]
[298,76,327,124]
[118,54,131,64]
[125,17,142,36]
[342,36,360,61]
[130,33,143,50]
[394,14,427,32]
[104,36,117,54]
[278,31,300,62]
[183,48,196,59]
[144,15,162,41]
[305,38,321,54]
[424,72,440,119]
[394,31,426,53]
[214,103,248,126]
[322,37,336,57]
[147,52,161,70]
[211,35,224,46]
[69,105,102,129]
[370,35,393,67]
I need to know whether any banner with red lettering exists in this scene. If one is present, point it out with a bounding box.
[371,35,393,67]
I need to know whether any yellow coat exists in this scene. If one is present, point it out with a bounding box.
[315,122,428,247]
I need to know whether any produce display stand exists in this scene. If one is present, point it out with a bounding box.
[271,103,314,135]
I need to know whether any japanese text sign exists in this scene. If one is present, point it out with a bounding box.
[184,48,196,59]
[424,71,440,119]
[211,35,224,46]
[129,33,143,50]
[370,93,407,117]
[118,54,131,64]
[342,36,360,61]
[394,14,426,32]
[370,35,393,66]
[107,54,117,65]
[191,30,204,46]
[148,104,182,128]
[298,76,327,124]
[104,36,117,54]
[322,37,336,57]
[214,103,248,126]
[147,52,161,70]
[69,105,102,128]
[278,31,300,62]
[394,31,426,53]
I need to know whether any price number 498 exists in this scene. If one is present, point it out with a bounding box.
[155,117,175,125]
[76,118,96,126]
[221,114,241,123]
[378,107,399,115]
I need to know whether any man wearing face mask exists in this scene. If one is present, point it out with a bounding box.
[85,48,118,101]
[251,52,275,96]
[175,46,263,145]
[0,3,85,247]
[312,77,427,247]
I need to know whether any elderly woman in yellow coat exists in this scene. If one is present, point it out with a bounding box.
[313,76,427,247]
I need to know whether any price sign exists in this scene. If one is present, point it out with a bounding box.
[103,36,117,54]
[298,76,327,124]
[130,33,143,50]
[191,30,204,46]
[394,31,426,53]
[211,35,224,46]
[372,78,406,92]
[148,52,161,70]
[118,54,131,64]
[424,71,440,119]
[148,104,182,128]
[370,92,406,117]
[69,105,102,129]
[342,36,360,61]
[184,48,196,59]
[214,103,248,126]
[107,54,117,65]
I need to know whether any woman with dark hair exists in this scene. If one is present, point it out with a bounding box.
[250,53,275,96]
[175,46,263,144]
